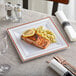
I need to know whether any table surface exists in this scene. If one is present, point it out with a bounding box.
[0,9,76,76]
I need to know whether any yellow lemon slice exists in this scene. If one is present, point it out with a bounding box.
[22,29,35,37]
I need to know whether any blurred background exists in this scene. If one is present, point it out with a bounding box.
[1,0,76,22]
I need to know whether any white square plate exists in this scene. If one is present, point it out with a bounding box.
[7,17,69,62]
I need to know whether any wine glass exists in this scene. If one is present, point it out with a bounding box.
[0,27,11,75]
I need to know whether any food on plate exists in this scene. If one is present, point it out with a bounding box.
[21,26,56,49]
[21,34,50,49]
[36,26,56,43]
[22,29,35,37]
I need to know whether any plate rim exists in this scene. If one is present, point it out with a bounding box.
[7,16,69,62]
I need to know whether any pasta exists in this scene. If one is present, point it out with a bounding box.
[36,26,56,43]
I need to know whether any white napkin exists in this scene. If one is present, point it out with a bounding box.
[55,11,76,41]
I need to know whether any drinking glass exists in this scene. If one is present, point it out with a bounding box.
[0,27,11,75]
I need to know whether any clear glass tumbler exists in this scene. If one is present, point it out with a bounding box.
[0,28,11,75]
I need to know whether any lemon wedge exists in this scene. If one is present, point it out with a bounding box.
[22,29,35,37]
